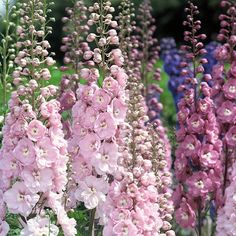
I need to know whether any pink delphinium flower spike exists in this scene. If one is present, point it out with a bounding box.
[0,1,76,235]
[173,1,223,234]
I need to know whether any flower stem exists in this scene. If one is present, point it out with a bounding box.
[2,0,10,119]
[198,198,202,236]
[88,208,96,236]
[223,146,229,196]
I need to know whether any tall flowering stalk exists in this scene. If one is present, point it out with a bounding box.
[212,0,236,234]
[103,65,175,236]
[130,0,172,168]
[0,0,17,119]
[0,1,76,235]
[59,0,89,116]
[66,1,128,235]
[173,2,222,235]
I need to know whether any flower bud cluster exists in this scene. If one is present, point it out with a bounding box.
[59,1,89,113]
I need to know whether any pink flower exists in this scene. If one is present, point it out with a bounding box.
[199,144,219,167]
[180,135,201,157]
[21,168,53,193]
[103,76,119,95]
[217,101,236,123]
[175,202,196,228]
[225,126,236,146]
[0,220,9,236]
[223,79,236,99]
[197,97,213,114]
[114,194,133,210]
[79,133,101,156]
[94,112,117,139]
[177,108,190,123]
[174,153,188,181]
[109,98,127,122]
[13,138,35,166]
[80,107,98,129]
[92,89,111,111]
[20,216,59,236]
[113,220,138,236]
[80,68,99,82]
[27,120,47,142]
[3,182,39,216]
[72,157,92,182]
[110,209,131,223]
[77,84,98,103]
[59,90,76,111]
[187,113,205,133]
[186,172,212,197]
[92,142,118,174]
[75,176,109,209]
[35,137,59,168]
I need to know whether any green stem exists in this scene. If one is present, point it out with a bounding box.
[2,0,10,119]
[88,208,96,236]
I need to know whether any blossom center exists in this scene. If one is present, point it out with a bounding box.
[224,108,232,116]
[23,147,29,156]
[187,143,195,150]
[191,120,199,128]
[195,180,204,189]
[229,85,236,93]
[181,212,189,220]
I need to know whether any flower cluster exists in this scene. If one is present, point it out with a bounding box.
[173,2,222,233]
[212,0,236,233]
[65,1,128,232]
[0,1,76,235]
[103,69,175,236]
[131,0,172,168]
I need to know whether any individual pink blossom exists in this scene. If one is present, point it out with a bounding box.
[187,113,205,133]
[109,98,127,122]
[92,142,118,174]
[71,157,92,182]
[74,175,109,209]
[21,168,53,193]
[216,100,236,123]
[225,126,236,146]
[180,135,201,156]
[113,220,138,236]
[175,202,196,228]
[199,144,219,167]
[94,112,117,139]
[103,76,119,95]
[222,79,236,99]
[13,138,35,166]
[186,172,212,197]
[79,133,101,156]
[92,89,111,111]
[35,137,59,168]
[27,120,47,142]
[80,107,98,129]
[0,220,9,236]
[20,216,59,236]
[3,182,39,217]
[59,90,76,111]
[114,194,133,210]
